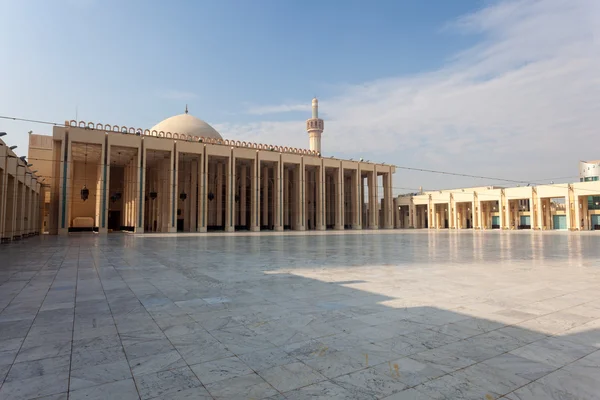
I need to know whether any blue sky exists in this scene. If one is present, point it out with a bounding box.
[1,0,598,193]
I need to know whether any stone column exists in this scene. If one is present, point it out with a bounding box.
[536,197,544,230]
[573,194,581,230]
[453,202,459,229]
[124,162,128,228]
[131,158,136,228]
[275,158,283,231]
[28,186,34,235]
[136,149,145,232]
[262,164,269,228]
[317,163,325,230]
[189,159,197,231]
[130,159,135,228]
[333,167,342,229]
[168,151,176,232]
[498,200,503,229]
[216,162,223,227]
[160,158,167,231]
[225,153,235,232]
[240,164,247,227]
[297,160,306,231]
[8,172,18,240]
[156,160,163,231]
[367,171,375,228]
[251,155,260,231]
[23,183,30,236]
[199,152,207,232]
[58,139,71,235]
[387,172,394,228]
[350,169,358,229]
[529,196,535,230]
[283,166,289,228]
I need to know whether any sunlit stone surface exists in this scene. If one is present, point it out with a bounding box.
[1,231,600,399]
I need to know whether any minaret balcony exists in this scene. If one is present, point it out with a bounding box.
[306,119,324,131]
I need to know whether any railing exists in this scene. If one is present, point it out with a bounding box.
[64,120,320,157]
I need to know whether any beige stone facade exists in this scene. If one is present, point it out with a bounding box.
[26,103,395,235]
[395,181,600,231]
[0,136,44,242]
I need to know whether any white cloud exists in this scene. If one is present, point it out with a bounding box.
[218,0,600,192]
[245,103,310,115]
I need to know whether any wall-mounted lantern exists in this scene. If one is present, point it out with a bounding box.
[81,185,89,201]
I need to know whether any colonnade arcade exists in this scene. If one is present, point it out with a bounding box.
[50,128,396,234]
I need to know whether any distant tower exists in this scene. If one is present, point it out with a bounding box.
[306,97,324,154]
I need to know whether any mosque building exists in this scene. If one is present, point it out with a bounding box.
[21,98,396,235]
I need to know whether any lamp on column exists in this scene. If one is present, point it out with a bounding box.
[208,192,215,201]
[81,144,89,202]
[179,192,187,201]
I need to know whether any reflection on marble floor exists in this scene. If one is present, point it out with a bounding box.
[1,230,600,399]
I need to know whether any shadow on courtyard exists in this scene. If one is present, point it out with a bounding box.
[129,231,600,399]
[0,231,599,399]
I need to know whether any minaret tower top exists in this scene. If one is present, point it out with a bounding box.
[306,97,324,155]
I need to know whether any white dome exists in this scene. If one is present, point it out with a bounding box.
[150,113,222,140]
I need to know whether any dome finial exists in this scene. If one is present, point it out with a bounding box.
[185,104,188,114]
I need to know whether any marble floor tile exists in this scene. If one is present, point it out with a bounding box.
[283,380,363,400]
[5,355,71,383]
[494,325,548,346]
[170,332,234,365]
[0,320,32,341]
[333,366,408,398]
[237,347,300,371]
[482,353,556,381]
[145,386,213,400]
[190,356,253,385]
[14,339,72,363]
[212,325,276,355]
[71,334,122,353]
[507,381,581,400]
[204,372,278,399]
[282,339,332,361]
[537,361,600,399]
[374,357,446,387]
[68,378,140,400]
[71,345,127,369]
[409,346,478,373]
[69,360,133,391]
[381,388,436,400]
[129,349,187,376]
[414,374,499,400]
[3,232,600,400]
[302,349,367,379]
[0,371,69,400]
[451,362,530,396]
[258,361,326,392]
[134,366,202,400]
[123,338,175,360]
[509,336,597,368]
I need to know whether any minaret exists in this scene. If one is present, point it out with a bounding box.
[306,97,324,155]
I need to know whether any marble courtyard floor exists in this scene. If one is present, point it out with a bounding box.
[1,231,600,400]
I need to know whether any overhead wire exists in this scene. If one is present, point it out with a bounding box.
[2,113,600,197]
